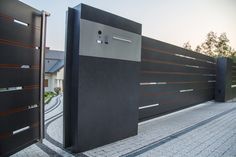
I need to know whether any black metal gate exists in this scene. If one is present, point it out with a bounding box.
[140,36,216,121]
[0,0,45,156]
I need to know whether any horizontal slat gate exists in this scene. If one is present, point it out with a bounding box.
[0,0,41,156]
[140,36,216,121]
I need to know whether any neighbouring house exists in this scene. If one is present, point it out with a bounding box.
[45,48,64,92]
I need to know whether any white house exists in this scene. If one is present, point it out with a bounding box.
[45,49,64,92]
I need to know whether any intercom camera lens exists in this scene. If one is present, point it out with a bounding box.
[98,30,102,35]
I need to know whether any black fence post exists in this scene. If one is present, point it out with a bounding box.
[64,4,141,153]
[215,57,233,102]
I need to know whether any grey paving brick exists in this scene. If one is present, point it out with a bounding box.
[11,97,236,157]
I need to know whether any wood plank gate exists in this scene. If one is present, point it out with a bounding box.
[0,0,48,156]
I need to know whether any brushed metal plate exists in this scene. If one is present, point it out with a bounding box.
[79,19,141,62]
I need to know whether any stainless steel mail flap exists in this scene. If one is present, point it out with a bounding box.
[79,19,141,62]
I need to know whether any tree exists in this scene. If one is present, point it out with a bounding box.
[201,31,217,56]
[183,31,236,59]
[195,45,202,53]
[214,33,231,57]
[183,41,192,50]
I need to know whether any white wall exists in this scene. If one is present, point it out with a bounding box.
[45,74,54,92]
[55,68,64,92]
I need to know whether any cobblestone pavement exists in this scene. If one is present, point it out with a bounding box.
[11,96,236,157]
[11,95,67,157]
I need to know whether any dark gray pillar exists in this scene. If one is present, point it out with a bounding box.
[215,57,233,102]
[63,4,142,153]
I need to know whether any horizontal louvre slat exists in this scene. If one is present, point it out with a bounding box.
[232,68,236,72]
[141,73,215,82]
[141,87,214,106]
[0,18,41,47]
[232,80,236,83]
[142,36,215,63]
[0,126,39,156]
[0,88,39,112]
[140,82,215,98]
[232,76,236,82]
[0,44,40,65]
[0,0,41,27]
[141,60,215,74]
[0,108,39,133]
[142,48,215,69]
[139,89,214,121]
[232,71,236,77]
[0,68,39,88]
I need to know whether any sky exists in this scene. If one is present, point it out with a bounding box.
[20,0,236,51]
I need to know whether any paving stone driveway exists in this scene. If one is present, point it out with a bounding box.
[12,96,236,157]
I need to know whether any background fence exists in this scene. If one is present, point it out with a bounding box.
[139,36,216,121]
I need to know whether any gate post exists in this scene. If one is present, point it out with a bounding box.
[39,10,50,142]
[215,57,233,102]
[64,4,141,152]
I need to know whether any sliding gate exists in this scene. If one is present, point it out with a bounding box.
[140,36,216,121]
[0,0,47,156]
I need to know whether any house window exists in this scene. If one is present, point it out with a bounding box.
[44,79,48,87]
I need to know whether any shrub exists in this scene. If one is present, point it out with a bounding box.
[44,91,57,104]
[54,87,61,95]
